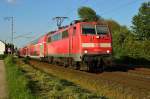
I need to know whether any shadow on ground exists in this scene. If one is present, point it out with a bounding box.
[104,56,150,72]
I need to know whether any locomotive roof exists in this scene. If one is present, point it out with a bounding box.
[46,21,96,36]
[21,20,107,49]
[46,21,107,36]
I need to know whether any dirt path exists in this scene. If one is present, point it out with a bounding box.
[0,60,7,99]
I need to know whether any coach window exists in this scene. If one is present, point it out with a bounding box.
[58,33,62,40]
[62,30,68,38]
[51,35,55,41]
[51,33,62,41]
[53,35,57,41]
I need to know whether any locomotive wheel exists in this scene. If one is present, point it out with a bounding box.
[71,61,80,70]
[75,62,80,70]
[97,59,104,72]
[48,57,53,64]
[40,57,43,62]
[87,61,93,72]
[63,60,68,68]
[87,59,104,73]
[63,58,70,68]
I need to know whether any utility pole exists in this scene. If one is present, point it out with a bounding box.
[4,16,15,54]
[53,17,68,28]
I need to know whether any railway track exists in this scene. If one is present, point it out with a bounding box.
[129,68,150,75]
[128,69,150,79]
[25,59,150,99]
[102,65,150,80]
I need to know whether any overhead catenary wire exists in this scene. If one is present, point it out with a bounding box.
[50,0,89,30]
[14,32,33,39]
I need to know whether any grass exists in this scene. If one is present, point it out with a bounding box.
[4,55,35,99]
[18,59,105,99]
[4,56,105,99]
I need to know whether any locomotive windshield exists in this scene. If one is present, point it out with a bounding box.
[96,25,109,35]
[82,25,96,35]
[82,25,109,35]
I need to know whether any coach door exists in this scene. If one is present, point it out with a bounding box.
[69,26,77,56]
[70,26,77,54]
[40,44,44,57]
[72,26,77,54]
[69,28,72,56]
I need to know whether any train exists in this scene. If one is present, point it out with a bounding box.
[19,20,112,72]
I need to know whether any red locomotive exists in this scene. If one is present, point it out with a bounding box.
[19,21,112,72]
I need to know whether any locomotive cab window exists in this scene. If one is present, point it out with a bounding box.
[96,25,109,35]
[82,25,96,35]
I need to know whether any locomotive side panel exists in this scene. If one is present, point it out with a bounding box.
[47,30,70,57]
[69,24,82,61]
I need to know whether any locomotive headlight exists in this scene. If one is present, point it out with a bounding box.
[96,36,99,38]
[39,43,42,45]
[106,50,110,53]
[84,50,88,53]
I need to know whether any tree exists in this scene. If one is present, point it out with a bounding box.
[106,19,121,32]
[78,6,101,21]
[106,19,132,58]
[132,1,150,40]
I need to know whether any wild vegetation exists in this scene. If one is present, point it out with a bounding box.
[107,1,150,64]
[4,55,35,99]
[132,1,150,40]
[0,54,6,60]
[5,56,105,99]
[20,58,105,99]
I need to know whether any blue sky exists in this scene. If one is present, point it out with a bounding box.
[0,0,149,47]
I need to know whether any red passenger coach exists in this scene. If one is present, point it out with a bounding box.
[19,20,112,72]
[29,35,48,59]
[19,46,29,57]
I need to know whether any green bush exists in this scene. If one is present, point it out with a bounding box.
[23,57,30,64]
[0,54,7,60]
[108,19,150,64]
